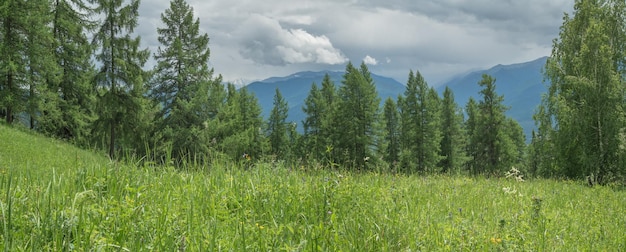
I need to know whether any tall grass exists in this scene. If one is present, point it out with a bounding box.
[0,125,625,251]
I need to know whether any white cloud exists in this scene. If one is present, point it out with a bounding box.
[235,14,347,66]
[363,55,378,65]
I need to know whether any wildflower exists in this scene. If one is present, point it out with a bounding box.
[242,153,251,161]
[490,237,502,244]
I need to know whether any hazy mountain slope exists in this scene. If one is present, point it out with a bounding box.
[245,57,549,139]
[438,56,549,139]
[245,71,406,129]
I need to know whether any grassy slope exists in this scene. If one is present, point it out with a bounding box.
[0,124,625,251]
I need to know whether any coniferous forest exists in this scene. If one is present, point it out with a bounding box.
[1,0,625,185]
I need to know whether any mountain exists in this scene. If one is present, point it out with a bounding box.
[438,56,549,140]
[244,56,549,139]
[244,70,406,130]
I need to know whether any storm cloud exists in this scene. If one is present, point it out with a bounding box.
[136,0,573,85]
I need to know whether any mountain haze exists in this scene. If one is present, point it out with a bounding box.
[244,57,548,138]
[245,71,406,130]
[438,56,548,139]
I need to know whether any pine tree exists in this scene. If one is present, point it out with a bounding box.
[91,0,150,158]
[334,62,380,169]
[267,88,289,159]
[151,0,222,162]
[439,87,467,174]
[538,0,626,183]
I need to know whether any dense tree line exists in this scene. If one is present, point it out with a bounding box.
[0,0,624,182]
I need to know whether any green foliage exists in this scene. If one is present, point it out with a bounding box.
[439,87,467,174]
[302,74,339,164]
[382,97,400,168]
[398,70,442,173]
[1,124,625,251]
[0,0,38,124]
[333,62,381,169]
[91,0,150,158]
[267,88,290,159]
[469,74,524,175]
[206,85,267,161]
[536,0,626,184]
[38,0,96,145]
[149,0,223,164]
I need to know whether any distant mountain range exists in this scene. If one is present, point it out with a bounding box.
[245,70,406,131]
[438,56,549,140]
[244,56,549,140]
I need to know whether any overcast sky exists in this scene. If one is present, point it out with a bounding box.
[136,0,574,86]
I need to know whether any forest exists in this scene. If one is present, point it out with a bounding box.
[1,0,626,185]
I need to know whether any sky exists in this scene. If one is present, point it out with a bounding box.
[136,0,574,86]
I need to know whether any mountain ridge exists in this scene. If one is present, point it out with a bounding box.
[244,57,549,139]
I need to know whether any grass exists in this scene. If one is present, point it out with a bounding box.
[0,124,625,251]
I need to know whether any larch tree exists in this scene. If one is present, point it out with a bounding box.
[0,0,29,124]
[151,0,223,162]
[382,97,400,168]
[40,0,96,144]
[206,85,266,161]
[334,62,380,169]
[267,88,289,159]
[302,83,324,160]
[537,0,626,184]
[464,97,479,174]
[472,74,522,175]
[399,70,441,173]
[91,0,150,158]
[439,86,467,174]
[24,0,59,130]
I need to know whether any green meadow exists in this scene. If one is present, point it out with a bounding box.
[0,124,624,251]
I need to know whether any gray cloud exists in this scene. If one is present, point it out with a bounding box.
[235,14,347,65]
[136,0,574,85]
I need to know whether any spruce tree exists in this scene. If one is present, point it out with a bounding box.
[91,0,150,158]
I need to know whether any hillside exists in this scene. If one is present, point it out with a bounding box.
[1,125,625,250]
[244,71,406,129]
